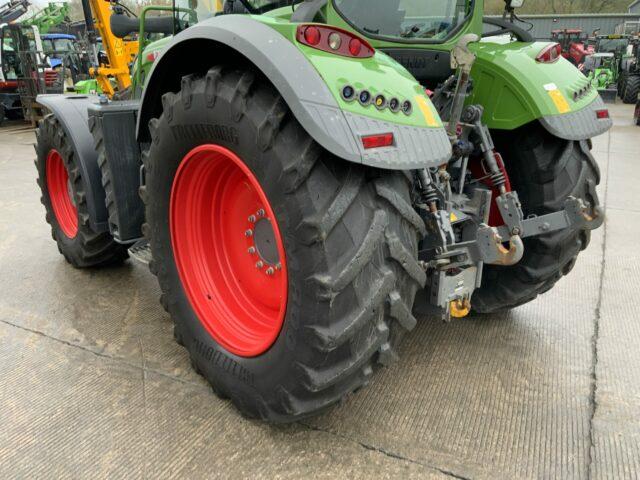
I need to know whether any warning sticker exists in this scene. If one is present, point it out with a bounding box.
[547,89,570,114]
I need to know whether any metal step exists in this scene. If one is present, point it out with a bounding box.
[128,239,152,265]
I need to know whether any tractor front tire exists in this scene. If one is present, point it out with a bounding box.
[472,123,600,314]
[622,75,640,105]
[142,66,424,422]
[35,114,128,268]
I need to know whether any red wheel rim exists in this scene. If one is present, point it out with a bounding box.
[170,144,288,357]
[46,149,78,238]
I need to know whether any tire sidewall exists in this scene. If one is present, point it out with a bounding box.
[36,117,83,250]
[146,85,318,406]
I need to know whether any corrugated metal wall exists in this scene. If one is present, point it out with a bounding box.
[487,14,640,39]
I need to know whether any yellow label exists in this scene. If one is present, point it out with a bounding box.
[450,212,458,222]
[114,38,124,58]
[548,89,570,114]
[414,95,439,127]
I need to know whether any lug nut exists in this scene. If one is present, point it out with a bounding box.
[248,246,256,254]
[245,229,253,237]
[248,215,256,223]
[266,267,275,276]
[256,261,264,269]
[275,263,282,270]
[257,209,265,218]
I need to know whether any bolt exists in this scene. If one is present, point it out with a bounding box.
[266,267,275,276]
[256,261,264,269]
[540,223,550,232]
[248,246,256,254]
[248,215,256,223]
[275,263,282,271]
[257,209,265,218]
[511,227,521,236]
[245,229,253,237]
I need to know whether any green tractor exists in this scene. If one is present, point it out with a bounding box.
[586,34,633,103]
[35,0,610,422]
[584,52,619,102]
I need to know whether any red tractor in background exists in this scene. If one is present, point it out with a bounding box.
[551,29,594,68]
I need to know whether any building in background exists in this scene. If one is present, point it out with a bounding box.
[487,13,640,39]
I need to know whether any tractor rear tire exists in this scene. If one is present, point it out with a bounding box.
[472,123,600,314]
[35,114,129,268]
[622,75,640,105]
[141,66,424,422]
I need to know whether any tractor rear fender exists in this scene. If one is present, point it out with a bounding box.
[468,41,612,140]
[36,94,109,233]
[136,15,451,170]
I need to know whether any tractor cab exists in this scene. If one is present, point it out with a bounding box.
[595,34,631,55]
[41,33,78,69]
[551,29,585,44]
[166,0,530,90]
[584,52,615,72]
[551,28,593,66]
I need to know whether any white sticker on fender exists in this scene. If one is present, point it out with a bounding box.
[543,83,558,91]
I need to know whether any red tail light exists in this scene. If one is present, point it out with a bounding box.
[362,133,394,149]
[596,109,610,119]
[297,24,374,58]
[536,43,562,63]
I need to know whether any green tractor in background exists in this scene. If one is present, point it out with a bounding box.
[584,52,619,102]
[583,34,632,103]
[21,2,71,35]
[34,0,610,422]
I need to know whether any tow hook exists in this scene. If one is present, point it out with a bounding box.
[450,298,471,319]
[476,226,525,266]
[566,197,605,230]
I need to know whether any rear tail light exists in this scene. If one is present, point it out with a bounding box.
[303,25,321,45]
[297,24,374,58]
[362,133,394,149]
[596,109,610,119]
[536,43,562,63]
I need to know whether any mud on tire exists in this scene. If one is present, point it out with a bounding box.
[141,65,425,422]
[472,123,600,314]
[35,114,129,268]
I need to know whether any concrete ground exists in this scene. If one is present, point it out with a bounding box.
[0,103,638,479]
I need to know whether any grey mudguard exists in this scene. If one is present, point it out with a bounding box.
[137,15,452,170]
[36,94,109,232]
[540,95,613,141]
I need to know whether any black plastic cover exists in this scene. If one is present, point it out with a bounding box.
[88,100,144,243]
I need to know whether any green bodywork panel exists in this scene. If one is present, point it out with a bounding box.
[134,36,172,95]
[467,42,597,129]
[590,68,615,90]
[259,16,442,129]
[138,1,596,132]
[74,79,100,95]
[318,1,596,131]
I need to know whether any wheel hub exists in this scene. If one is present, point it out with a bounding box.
[247,213,280,272]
